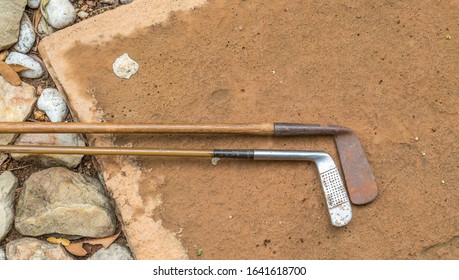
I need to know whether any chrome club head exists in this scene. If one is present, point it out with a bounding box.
[253,150,352,227]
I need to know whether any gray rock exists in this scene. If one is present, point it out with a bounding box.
[120,0,134,4]
[6,237,74,260]
[113,53,139,79]
[0,247,5,260]
[37,17,55,37]
[0,76,37,146]
[11,133,85,168]
[5,52,44,79]
[90,244,134,260]
[36,88,68,122]
[15,167,116,238]
[0,171,18,242]
[41,0,76,29]
[28,0,41,9]
[12,14,36,54]
[0,0,27,51]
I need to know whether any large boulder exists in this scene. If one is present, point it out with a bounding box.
[11,133,86,168]
[15,167,116,238]
[0,76,37,145]
[0,171,18,242]
[0,0,27,51]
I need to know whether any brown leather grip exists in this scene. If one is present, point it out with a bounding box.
[273,123,350,136]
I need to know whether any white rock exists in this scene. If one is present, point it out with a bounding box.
[6,237,74,260]
[27,0,41,9]
[36,88,68,122]
[0,247,5,260]
[77,11,89,19]
[113,53,139,79]
[5,51,43,79]
[12,14,36,54]
[0,171,18,242]
[41,0,76,29]
[37,17,55,37]
[120,0,133,4]
[90,244,134,260]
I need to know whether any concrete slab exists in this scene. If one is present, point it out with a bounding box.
[39,0,459,260]
[39,0,207,260]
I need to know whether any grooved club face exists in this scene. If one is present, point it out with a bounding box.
[320,168,352,227]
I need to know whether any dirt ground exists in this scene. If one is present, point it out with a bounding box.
[55,0,458,259]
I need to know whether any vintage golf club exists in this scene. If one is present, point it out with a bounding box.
[0,144,352,227]
[0,122,377,205]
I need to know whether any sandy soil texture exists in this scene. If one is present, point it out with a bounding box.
[43,0,458,259]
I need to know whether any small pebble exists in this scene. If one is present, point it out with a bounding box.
[33,110,47,121]
[441,180,446,185]
[13,14,36,54]
[28,0,41,9]
[36,88,69,122]
[113,53,139,79]
[421,152,426,156]
[42,0,77,29]
[211,158,220,166]
[77,11,89,19]
[414,137,419,141]
[228,215,233,219]
[119,0,134,4]
[5,52,44,79]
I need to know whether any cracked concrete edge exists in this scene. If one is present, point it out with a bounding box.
[38,0,208,259]
[97,155,188,260]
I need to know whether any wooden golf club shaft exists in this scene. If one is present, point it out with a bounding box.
[0,145,256,159]
[0,122,349,135]
[0,145,215,157]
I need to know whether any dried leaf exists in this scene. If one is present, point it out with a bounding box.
[64,243,88,257]
[8,64,31,73]
[47,237,71,246]
[86,231,121,248]
[63,232,121,257]
[41,0,50,20]
[34,9,42,34]
[0,61,21,86]
[0,50,8,61]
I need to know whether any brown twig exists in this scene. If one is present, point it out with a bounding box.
[8,165,32,171]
